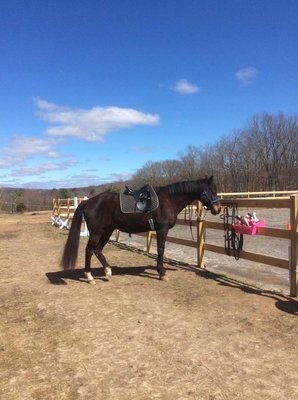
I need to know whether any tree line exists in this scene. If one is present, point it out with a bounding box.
[0,112,297,213]
[131,113,298,192]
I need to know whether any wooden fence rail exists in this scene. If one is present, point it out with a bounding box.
[218,190,298,199]
[52,197,86,219]
[53,194,298,297]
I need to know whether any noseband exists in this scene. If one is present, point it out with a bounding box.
[201,190,220,208]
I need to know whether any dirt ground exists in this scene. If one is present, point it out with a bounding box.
[0,212,297,400]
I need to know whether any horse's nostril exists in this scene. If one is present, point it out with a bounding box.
[211,205,221,215]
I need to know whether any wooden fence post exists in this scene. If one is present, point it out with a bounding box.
[52,198,58,215]
[197,201,205,268]
[289,194,298,297]
[115,229,120,242]
[147,231,153,253]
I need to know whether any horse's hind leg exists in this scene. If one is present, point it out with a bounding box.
[84,233,101,284]
[94,228,114,280]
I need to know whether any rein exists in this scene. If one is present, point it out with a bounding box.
[184,203,207,241]
[184,205,196,240]
[184,187,218,240]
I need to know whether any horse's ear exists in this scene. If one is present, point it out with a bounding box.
[207,175,213,184]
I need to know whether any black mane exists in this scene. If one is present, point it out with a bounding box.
[157,178,206,195]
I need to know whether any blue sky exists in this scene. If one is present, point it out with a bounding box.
[1,0,297,189]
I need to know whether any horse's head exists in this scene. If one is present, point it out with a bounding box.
[199,176,221,215]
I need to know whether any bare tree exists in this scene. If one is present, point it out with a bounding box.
[178,145,202,180]
[246,113,298,190]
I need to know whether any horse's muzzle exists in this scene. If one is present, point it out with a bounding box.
[210,202,222,215]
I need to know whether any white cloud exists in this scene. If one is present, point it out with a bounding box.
[0,136,60,168]
[11,162,74,177]
[172,79,200,94]
[36,171,132,189]
[35,99,160,141]
[235,67,259,86]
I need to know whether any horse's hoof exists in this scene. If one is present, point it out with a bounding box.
[84,272,96,284]
[105,267,112,281]
[159,275,168,281]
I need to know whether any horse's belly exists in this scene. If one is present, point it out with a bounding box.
[115,213,151,233]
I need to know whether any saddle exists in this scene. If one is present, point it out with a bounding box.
[120,184,159,230]
[124,184,152,212]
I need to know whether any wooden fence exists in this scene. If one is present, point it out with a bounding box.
[52,197,86,219]
[218,190,298,199]
[52,194,298,297]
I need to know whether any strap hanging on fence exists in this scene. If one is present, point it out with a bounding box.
[220,202,243,260]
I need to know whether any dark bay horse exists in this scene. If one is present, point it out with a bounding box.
[61,176,221,282]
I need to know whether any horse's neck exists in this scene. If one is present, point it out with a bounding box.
[172,193,199,214]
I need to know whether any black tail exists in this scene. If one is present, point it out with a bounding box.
[60,200,87,270]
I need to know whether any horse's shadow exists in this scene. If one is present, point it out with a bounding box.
[45,265,176,285]
[195,268,298,316]
[46,263,298,316]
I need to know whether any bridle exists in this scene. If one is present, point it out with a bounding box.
[200,190,220,209]
[185,190,220,240]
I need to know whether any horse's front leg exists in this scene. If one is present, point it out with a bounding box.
[156,228,169,280]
